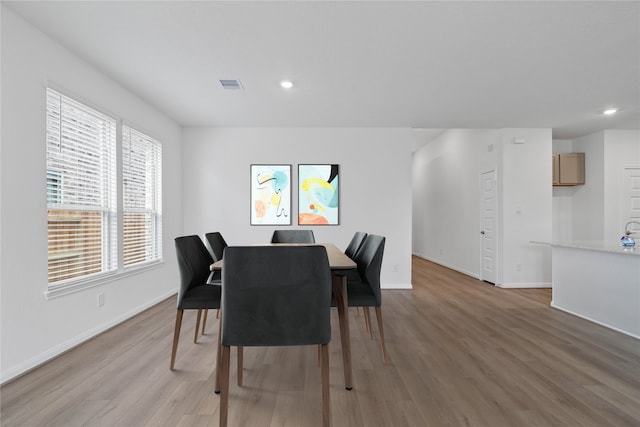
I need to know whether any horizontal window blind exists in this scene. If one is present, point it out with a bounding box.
[46,88,117,285]
[122,126,162,267]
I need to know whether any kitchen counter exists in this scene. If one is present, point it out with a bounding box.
[536,241,640,339]
[537,239,640,256]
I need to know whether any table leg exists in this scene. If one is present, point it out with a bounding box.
[332,273,353,390]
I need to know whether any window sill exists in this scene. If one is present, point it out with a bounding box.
[44,260,165,300]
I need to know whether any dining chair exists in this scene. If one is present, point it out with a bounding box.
[204,231,228,263]
[342,231,367,320]
[271,229,315,243]
[218,246,332,427]
[340,234,388,363]
[344,231,367,259]
[171,235,221,370]
[202,232,228,334]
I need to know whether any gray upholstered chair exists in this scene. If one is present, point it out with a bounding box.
[171,235,221,369]
[204,231,228,263]
[344,231,367,259]
[271,229,315,243]
[218,246,332,427]
[201,232,228,334]
[340,234,388,363]
[340,231,368,319]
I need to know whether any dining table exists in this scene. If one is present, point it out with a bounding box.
[211,242,357,390]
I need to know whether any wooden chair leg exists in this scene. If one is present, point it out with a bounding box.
[216,309,220,319]
[363,307,373,339]
[215,313,222,394]
[194,309,202,343]
[201,309,208,335]
[219,345,231,427]
[320,343,330,427]
[170,309,184,370]
[237,346,244,387]
[375,306,388,364]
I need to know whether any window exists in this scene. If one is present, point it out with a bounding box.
[46,88,162,294]
[46,88,118,285]
[122,126,162,267]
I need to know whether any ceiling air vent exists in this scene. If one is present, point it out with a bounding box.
[219,79,243,90]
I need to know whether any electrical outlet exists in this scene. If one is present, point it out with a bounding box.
[97,293,105,308]
[516,263,522,272]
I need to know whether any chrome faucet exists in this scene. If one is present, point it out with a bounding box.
[625,221,640,235]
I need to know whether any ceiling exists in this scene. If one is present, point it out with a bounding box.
[4,1,640,140]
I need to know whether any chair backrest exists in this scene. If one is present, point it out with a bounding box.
[353,234,386,306]
[344,231,367,259]
[271,229,315,243]
[221,246,331,347]
[204,232,228,262]
[174,235,214,307]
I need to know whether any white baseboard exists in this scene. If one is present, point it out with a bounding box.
[497,282,552,289]
[1,290,177,385]
[551,302,640,340]
[381,283,412,290]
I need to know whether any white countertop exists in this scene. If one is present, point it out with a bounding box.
[531,240,640,256]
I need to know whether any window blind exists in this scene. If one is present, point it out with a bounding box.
[46,88,117,285]
[122,126,162,267]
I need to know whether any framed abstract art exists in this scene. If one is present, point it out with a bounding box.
[298,164,339,225]
[250,164,291,225]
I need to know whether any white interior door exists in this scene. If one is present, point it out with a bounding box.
[480,170,497,285]
[623,167,640,234]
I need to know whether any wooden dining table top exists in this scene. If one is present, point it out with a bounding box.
[210,243,356,271]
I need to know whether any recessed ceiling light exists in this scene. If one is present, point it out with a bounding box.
[280,80,293,89]
[603,108,618,115]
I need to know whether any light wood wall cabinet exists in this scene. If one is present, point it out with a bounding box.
[553,153,585,186]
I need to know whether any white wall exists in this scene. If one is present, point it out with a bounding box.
[500,129,552,287]
[412,128,552,287]
[182,127,413,289]
[0,7,183,382]
[571,131,605,240]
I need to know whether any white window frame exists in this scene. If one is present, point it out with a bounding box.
[122,125,163,268]
[45,87,163,299]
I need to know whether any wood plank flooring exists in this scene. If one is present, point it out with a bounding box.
[2,256,639,426]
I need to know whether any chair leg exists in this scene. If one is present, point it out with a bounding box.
[320,343,330,427]
[363,307,373,339]
[216,309,220,319]
[170,309,184,370]
[194,309,202,343]
[237,346,244,387]
[375,306,388,364]
[202,309,208,335]
[219,345,231,427]
[215,314,222,394]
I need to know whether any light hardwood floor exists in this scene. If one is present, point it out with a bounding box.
[2,256,639,426]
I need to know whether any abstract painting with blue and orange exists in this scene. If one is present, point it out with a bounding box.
[298,164,339,225]
[251,164,291,225]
